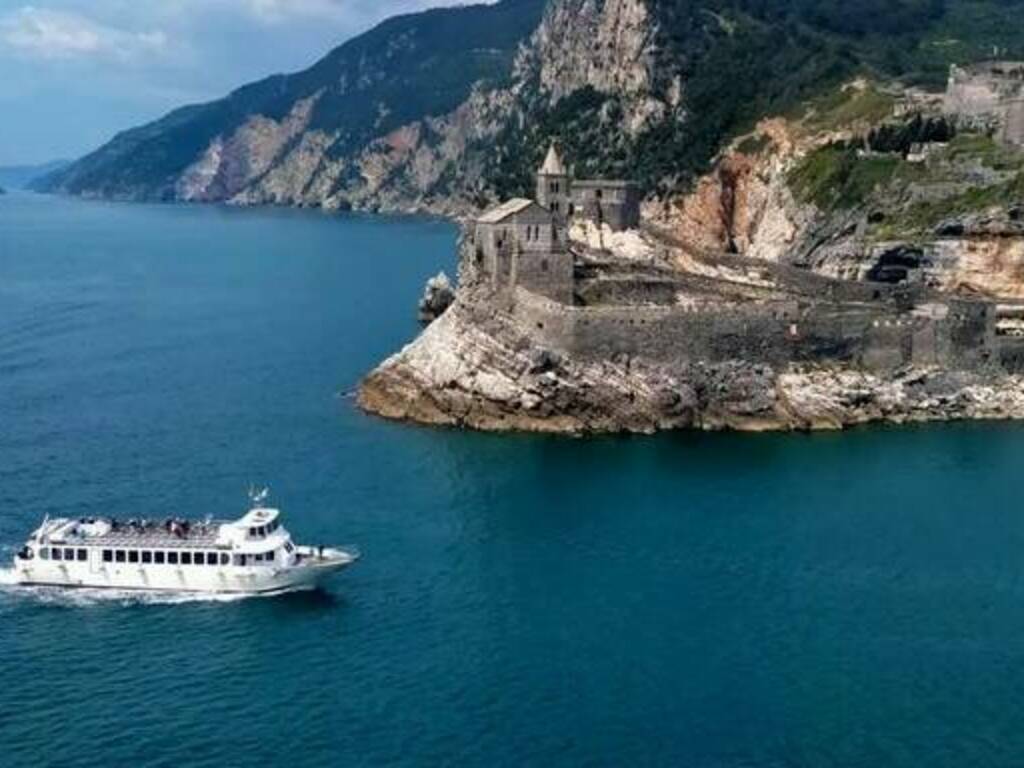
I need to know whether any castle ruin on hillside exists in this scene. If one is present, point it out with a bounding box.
[461,141,1024,386]
[470,146,640,305]
[945,61,1024,147]
[535,146,642,231]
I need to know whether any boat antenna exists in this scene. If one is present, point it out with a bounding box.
[249,485,269,507]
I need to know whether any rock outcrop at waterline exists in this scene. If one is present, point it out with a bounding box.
[359,291,1024,435]
[417,272,456,325]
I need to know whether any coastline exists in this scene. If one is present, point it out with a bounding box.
[358,291,1024,436]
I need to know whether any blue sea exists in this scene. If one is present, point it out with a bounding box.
[4,191,1024,767]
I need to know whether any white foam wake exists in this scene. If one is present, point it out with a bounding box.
[0,567,313,607]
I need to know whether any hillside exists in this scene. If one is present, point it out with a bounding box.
[0,160,70,189]
[38,0,546,208]
[38,0,1024,214]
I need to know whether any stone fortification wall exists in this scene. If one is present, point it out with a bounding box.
[509,289,1000,374]
[945,62,1024,146]
[570,181,642,231]
[1003,99,1024,146]
[999,337,1024,371]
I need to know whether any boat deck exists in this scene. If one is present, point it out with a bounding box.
[57,523,229,550]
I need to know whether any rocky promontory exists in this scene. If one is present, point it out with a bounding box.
[359,73,1024,435]
[360,277,1024,436]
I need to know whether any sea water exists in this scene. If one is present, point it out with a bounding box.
[3,191,1024,767]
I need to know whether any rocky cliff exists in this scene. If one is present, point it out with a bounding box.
[661,81,1024,298]
[40,0,1024,214]
[358,74,1024,435]
[38,0,546,213]
[359,288,1024,435]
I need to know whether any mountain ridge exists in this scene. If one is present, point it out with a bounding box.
[38,0,1024,215]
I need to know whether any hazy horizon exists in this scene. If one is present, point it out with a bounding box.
[0,0,472,166]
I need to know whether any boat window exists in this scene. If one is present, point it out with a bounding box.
[220,553,229,566]
[154,551,165,564]
[206,552,218,566]
[63,548,74,561]
[265,550,275,562]
[253,553,262,562]
[102,550,112,563]
[77,549,87,561]
[233,554,246,566]
[115,550,126,563]
[40,547,49,560]
[53,548,63,561]
[180,552,191,565]
[285,542,294,553]
[128,550,139,564]
[141,551,152,564]
[167,551,178,565]
[192,553,204,567]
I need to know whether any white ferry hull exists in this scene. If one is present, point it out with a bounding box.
[13,499,359,596]
[13,548,356,594]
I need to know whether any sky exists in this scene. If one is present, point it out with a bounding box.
[0,0,469,165]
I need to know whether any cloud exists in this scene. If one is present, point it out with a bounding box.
[241,0,348,23]
[213,0,475,25]
[0,5,167,60]
[0,0,478,164]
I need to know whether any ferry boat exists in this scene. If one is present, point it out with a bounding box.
[9,490,359,594]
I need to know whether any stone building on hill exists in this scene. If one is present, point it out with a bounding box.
[945,61,1024,147]
[472,197,574,304]
[535,146,642,232]
[470,146,641,305]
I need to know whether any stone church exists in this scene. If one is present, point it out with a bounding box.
[470,146,640,305]
[535,145,641,232]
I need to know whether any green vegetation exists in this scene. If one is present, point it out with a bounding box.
[877,171,1024,235]
[736,133,773,156]
[789,146,902,209]
[40,0,1024,204]
[488,0,1024,200]
[944,133,1024,171]
[43,0,546,198]
[801,86,897,131]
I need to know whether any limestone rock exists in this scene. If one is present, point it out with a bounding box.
[358,290,1024,435]
[418,272,456,325]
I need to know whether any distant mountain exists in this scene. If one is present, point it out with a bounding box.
[38,0,1024,214]
[2,159,71,189]
[36,0,546,211]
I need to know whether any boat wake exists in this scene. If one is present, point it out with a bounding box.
[0,567,314,608]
